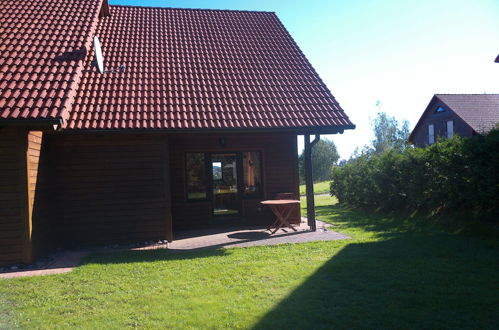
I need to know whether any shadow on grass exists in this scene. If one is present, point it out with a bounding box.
[253,234,498,329]
[80,248,231,266]
[316,202,499,240]
[314,203,487,240]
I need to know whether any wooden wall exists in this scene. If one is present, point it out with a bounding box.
[1,131,299,266]
[48,134,172,247]
[0,128,46,266]
[169,133,300,230]
[0,128,27,266]
[29,131,53,260]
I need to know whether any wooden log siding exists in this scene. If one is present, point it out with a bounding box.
[49,134,172,247]
[29,131,53,260]
[0,128,26,265]
[169,133,300,229]
[0,128,45,265]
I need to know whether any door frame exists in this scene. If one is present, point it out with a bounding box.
[208,152,244,218]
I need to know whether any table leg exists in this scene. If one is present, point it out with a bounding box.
[269,205,298,234]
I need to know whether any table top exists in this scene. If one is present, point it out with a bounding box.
[260,199,300,205]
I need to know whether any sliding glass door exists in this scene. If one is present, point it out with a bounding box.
[185,151,263,219]
[211,153,239,216]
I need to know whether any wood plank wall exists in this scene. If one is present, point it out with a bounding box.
[169,133,299,230]
[0,128,29,266]
[48,134,172,247]
[28,131,54,260]
[1,131,298,265]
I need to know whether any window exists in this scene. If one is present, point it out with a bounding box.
[212,162,222,181]
[435,106,445,113]
[428,124,435,144]
[186,153,207,200]
[242,151,262,197]
[447,120,454,138]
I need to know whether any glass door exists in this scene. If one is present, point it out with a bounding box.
[211,153,240,216]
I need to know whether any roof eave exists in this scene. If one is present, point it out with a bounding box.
[55,125,356,135]
[0,118,63,131]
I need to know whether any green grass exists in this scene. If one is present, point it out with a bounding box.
[299,180,331,195]
[1,196,498,329]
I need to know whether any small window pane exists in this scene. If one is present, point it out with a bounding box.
[186,153,206,200]
[212,162,222,180]
[428,124,435,144]
[243,151,262,196]
[447,120,453,138]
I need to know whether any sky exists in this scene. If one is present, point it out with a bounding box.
[110,0,499,159]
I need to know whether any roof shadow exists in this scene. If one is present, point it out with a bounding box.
[252,234,497,329]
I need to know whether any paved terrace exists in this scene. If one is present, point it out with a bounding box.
[0,218,349,279]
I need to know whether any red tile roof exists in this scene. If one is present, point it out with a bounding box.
[68,6,354,131]
[0,0,105,124]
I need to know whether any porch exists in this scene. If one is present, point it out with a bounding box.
[0,218,349,278]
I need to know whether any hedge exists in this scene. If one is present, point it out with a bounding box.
[330,129,499,216]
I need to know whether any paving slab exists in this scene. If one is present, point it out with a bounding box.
[0,218,349,279]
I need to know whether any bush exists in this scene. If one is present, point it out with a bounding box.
[330,129,499,216]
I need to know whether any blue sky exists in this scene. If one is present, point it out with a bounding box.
[110,0,499,159]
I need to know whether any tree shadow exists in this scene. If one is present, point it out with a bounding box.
[253,235,498,329]
[314,203,452,240]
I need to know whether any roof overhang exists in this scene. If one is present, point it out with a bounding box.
[50,125,356,136]
[0,118,63,131]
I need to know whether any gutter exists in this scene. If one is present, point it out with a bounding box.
[47,125,356,136]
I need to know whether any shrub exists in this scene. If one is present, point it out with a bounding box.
[330,129,499,216]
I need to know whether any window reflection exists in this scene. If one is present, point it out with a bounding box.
[243,151,262,196]
[186,153,206,200]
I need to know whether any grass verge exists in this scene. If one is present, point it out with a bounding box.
[299,180,331,195]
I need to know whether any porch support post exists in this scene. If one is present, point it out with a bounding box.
[304,134,320,231]
[162,137,173,243]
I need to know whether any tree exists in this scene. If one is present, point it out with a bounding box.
[371,111,410,154]
[299,139,339,183]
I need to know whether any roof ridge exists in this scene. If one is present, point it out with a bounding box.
[110,4,276,14]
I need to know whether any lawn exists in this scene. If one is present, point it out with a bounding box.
[1,196,498,329]
[299,180,331,195]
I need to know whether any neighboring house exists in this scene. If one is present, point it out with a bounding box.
[408,94,499,147]
[0,0,355,266]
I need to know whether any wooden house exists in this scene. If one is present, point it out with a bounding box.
[0,0,354,266]
[409,94,499,148]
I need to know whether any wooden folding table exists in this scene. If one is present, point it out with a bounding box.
[261,199,301,234]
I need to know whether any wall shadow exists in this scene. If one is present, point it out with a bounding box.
[80,247,231,266]
[253,234,498,329]
[81,229,311,267]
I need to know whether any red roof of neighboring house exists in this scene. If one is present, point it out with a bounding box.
[0,0,107,125]
[68,6,354,131]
